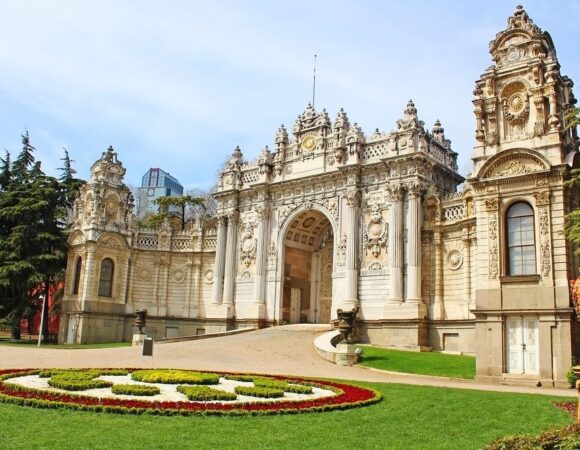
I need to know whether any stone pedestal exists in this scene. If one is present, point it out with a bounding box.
[132,333,147,347]
[205,303,234,319]
[336,343,359,366]
[236,303,266,320]
[382,301,427,320]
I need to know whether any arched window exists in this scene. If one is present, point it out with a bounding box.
[72,257,82,295]
[506,202,536,276]
[98,258,114,297]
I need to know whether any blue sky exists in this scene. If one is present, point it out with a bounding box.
[0,1,578,191]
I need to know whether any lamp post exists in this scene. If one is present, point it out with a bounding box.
[37,294,46,347]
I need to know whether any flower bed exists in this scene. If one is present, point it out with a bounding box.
[0,368,381,416]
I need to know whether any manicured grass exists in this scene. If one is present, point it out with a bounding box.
[0,382,572,449]
[359,346,476,379]
[0,339,131,349]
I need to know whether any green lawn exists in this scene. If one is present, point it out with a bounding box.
[359,346,476,379]
[0,382,572,449]
[0,339,131,349]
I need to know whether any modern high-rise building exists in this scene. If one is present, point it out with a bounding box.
[136,168,184,217]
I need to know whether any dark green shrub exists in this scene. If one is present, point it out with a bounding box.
[567,368,578,389]
[111,384,160,396]
[177,385,237,401]
[131,370,220,385]
[485,423,580,450]
[234,386,284,398]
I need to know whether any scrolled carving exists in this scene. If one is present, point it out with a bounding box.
[496,160,535,177]
[239,222,257,268]
[485,198,499,212]
[538,206,551,277]
[267,243,277,270]
[336,235,347,267]
[363,205,388,258]
[345,190,361,208]
[533,191,550,206]
[488,212,499,279]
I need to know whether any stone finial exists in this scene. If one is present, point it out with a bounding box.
[333,108,350,131]
[227,145,243,170]
[275,124,288,144]
[90,145,126,185]
[396,99,423,130]
[505,4,540,34]
[302,102,316,121]
[432,119,446,144]
[258,145,273,170]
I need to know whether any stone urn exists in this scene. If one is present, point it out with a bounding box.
[134,309,147,334]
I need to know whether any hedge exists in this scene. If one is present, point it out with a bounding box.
[234,386,285,398]
[131,370,220,385]
[111,384,160,396]
[177,385,237,401]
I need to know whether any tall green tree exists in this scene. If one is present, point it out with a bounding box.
[0,151,11,190]
[0,133,80,339]
[58,148,85,225]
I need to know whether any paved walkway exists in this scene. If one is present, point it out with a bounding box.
[0,327,574,398]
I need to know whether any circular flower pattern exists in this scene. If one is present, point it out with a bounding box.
[0,369,381,416]
[447,249,463,270]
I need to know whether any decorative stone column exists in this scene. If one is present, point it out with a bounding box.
[222,212,238,305]
[406,185,422,303]
[253,205,269,304]
[212,216,227,304]
[344,190,360,309]
[433,230,444,318]
[387,186,404,303]
[80,246,96,310]
[462,228,472,304]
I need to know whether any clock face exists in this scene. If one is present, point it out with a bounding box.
[301,136,316,152]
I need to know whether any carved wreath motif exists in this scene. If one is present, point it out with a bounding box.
[503,92,529,125]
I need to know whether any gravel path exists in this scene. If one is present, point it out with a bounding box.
[0,326,574,398]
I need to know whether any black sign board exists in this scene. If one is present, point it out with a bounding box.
[142,338,154,356]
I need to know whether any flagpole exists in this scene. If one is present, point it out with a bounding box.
[312,54,317,108]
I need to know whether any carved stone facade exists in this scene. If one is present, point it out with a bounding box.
[60,7,579,387]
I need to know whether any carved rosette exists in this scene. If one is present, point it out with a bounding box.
[447,249,463,271]
[363,205,388,258]
[239,222,257,268]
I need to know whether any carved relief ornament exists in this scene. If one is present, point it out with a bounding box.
[363,205,388,258]
[239,222,257,268]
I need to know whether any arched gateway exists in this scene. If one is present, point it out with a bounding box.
[278,207,336,324]
[60,7,578,387]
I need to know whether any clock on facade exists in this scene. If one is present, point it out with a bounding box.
[301,136,316,152]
